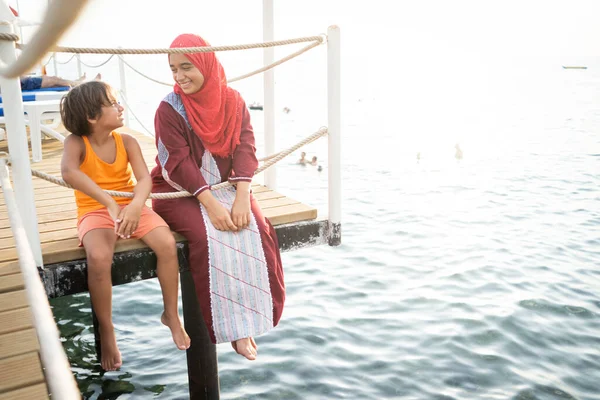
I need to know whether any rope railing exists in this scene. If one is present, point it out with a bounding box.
[42,53,53,66]
[79,54,114,68]
[0,32,18,41]
[0,157,80,400]
[117,89,155,137]
[31,127,328,199]
[119,37,323,88]
[118,55,171,87]
[228,39,322,83]
[41,35,324,55]
[54,53,76,65]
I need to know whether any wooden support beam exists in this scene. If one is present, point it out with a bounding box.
[41,218,329,299]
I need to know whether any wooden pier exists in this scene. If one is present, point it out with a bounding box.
[0,127,328,399]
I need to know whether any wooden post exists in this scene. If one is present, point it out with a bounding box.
[181,269,220,399]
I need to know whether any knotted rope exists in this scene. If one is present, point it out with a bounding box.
[30,127,328,199]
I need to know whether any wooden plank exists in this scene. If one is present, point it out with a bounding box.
[253,190,287,201]
[0,241,14,251]
[0,204,75,220]
[0,219,76,239]
[0,308,32,335]
[0,273,24,294]
[0,383,48,400]
[258,197,299,210]
[0,352,44,394]
[0,249,17,264]
[0,195,74,209]
[263,203,318,226]
[0,290,27,313]
[0,328,39,359]
[0,261,19,277]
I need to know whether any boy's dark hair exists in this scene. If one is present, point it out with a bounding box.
[60,81,114,136]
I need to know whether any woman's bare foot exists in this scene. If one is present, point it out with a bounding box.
[99,326,122,371]
[231,337,258,360]
[161,312,191,350]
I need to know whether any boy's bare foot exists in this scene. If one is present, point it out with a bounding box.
[161,312,191,350]
[231,337,257,360]
[99,326,122,371]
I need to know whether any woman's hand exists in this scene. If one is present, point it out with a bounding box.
[207,201,238,231]
[231,193,251,230]
[116,201,143,238]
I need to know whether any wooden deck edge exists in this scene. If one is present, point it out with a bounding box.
[42,218,331,299]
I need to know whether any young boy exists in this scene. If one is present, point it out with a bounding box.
[60,81,190,371]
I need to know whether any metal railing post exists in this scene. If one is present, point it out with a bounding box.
[76,53,82,78]
[117,51,130,127]
[327,25,341,246]
[263,0,276,189]
[0,4,43,264]
[52,52,58,75]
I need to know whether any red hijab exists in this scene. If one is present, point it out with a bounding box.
[170,34,243,158]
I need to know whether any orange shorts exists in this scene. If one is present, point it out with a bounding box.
[77,205,169,246]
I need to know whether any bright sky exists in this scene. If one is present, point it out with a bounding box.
[12,0,600,58]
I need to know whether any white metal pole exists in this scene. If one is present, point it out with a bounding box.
[0,159,80,399]
[263,0,276,189]
[117,52,130,127]
[327,25,341,246]
[0,3,43,265]
[52,52,58,75]
[76,53,82,78]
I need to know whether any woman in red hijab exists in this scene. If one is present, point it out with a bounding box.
[151,34,285,361]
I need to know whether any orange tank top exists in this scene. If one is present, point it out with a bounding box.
[75,131,135,219]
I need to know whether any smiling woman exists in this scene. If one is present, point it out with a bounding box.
[169,54,205,94]
[151,33,286,361]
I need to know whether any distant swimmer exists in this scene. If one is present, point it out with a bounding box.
[298,151,307,165]
[455,144,463,160]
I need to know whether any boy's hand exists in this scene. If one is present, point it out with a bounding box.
[117,202,143,238]
[107,202,122,235]
[231,194,251,229]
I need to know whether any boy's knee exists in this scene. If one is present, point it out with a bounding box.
[86,248,113,270]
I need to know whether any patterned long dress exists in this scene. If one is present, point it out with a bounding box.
[151,93,285,344]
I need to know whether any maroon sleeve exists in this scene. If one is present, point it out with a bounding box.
[230,103,258,184]
[155,101,210,196]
